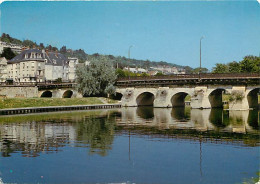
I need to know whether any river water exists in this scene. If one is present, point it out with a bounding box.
[0,107,259,184]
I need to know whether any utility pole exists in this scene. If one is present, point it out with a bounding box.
[128,45,133,59]
[199,36,204,80]
[200,36,204,74]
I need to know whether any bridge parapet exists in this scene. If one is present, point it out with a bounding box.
[116,73,260,87]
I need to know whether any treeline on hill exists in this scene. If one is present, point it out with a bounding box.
[1,33,194,73]
[212,56,260,73]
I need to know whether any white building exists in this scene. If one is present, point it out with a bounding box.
[0,41,24,54]
[0,57,7,82]
[68,57,79,81]
[149,66,186,75]
[7,49,78,82]
[123,67,147,74]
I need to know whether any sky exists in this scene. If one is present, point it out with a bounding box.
[0,1,259,69]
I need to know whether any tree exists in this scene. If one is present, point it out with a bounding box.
[115,68,126,78]
[240,55,260,73]
[60,46,67,53]
[39,43,45,50]
[212,63,229,73]
[22,39,35,48]
[0,48,16,60]
[228,61,240,73]
[155,72,164,76]
[140,72,149,77]
[76,57,117,96]
[192,67,209,74]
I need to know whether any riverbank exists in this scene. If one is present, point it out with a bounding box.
[0,97,118,109]
[0,104,121,115]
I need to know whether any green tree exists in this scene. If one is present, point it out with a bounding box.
[228,61,240,73]
[0,48,16,60]
[22,39,35,48]
[192,67,209,74]
[212,63,229,73]
[155,72,164,76]
[140,72,149,77]
[115,68,126,78]
[240,55,260,73]
[76,57,117,96]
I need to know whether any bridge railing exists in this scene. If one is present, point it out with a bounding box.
[117,73,260,81]
[0,82,77,87]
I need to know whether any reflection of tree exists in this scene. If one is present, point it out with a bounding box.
[171,107,190,121]
[209,109,229,127]
[247,110,259,130]
[136,107,154,120]
[76,116,116,156]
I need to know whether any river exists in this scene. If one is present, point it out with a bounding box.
[0,107,259,184]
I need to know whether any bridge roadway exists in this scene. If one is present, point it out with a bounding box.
[116,73,260,87]
[0,82,76,90]
[115,73,260,110]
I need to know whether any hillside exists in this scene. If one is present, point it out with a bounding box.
[1,33,194,73]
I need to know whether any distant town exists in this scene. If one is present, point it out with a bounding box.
[0,34,189,83]
[0,33,259,84]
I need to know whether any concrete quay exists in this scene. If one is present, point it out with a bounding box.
[0,104,121,115]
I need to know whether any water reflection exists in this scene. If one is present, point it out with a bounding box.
[0,111,118,157]
[209,109,230,128]
[119,107,259,134]
[0,108,259,184]
[171,107,190,122]
[0,108,259,158]
[76,116,115,156]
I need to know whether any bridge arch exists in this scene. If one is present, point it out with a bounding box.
[136,92,155,106]
[40,90,52,98]
[208,88,228,108]
[171,92,190,107]
[247,88,260,109]
[62,90,73,98]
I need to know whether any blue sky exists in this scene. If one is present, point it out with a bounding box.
[0,1,259,69]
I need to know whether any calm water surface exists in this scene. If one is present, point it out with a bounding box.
[0,107,259,184]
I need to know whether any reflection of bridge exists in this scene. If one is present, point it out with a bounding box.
[116,107,259,134]
[115,73,260,110]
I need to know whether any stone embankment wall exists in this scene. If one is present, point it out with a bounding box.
[0,87,38,98]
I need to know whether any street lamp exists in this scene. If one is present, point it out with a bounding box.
[199,36,204,74]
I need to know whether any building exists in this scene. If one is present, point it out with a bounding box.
[123,67,147,74]
[0,41,25,54]
[68,57,79,81]
[0,57,7,82]
[7,49,78,82]
[148,70,158,76]
[149,66,186,75]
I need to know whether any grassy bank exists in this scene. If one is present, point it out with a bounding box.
[0,97,118,109]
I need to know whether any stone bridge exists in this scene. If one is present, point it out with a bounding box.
[115,73,260,110]
[0,82,82,98]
